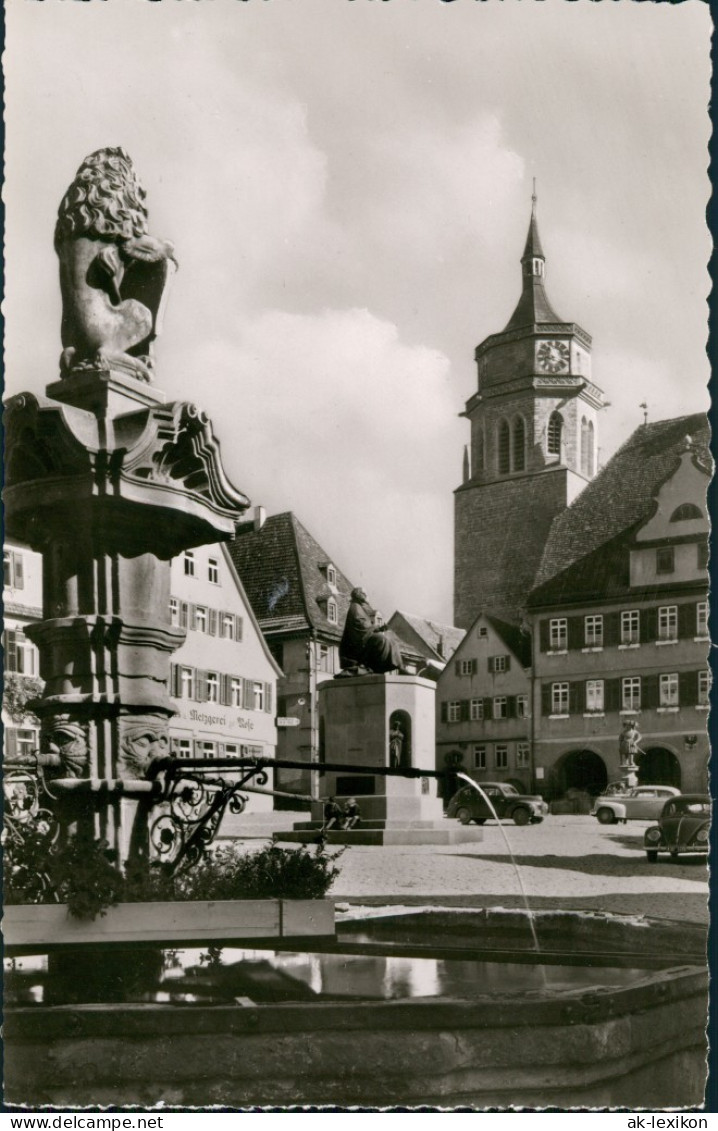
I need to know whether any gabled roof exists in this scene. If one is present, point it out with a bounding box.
[388,612,465,662]
[530,413,711,603]
[228,512,355,641]
[485,614,532,668]
[219,544,283,677]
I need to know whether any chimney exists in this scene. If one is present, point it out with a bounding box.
[437,634,445,659]
[254,506,266,531]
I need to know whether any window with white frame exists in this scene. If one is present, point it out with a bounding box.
[516,742,530,768]
[493,696,508,719]
[180,667,195,699]
[169,598,180,626]
[199,741,216,760]
[495,744,508,769]
[586,679,604,713]
[622,676,641,711]
[447,701,461,723]
[3,630,38,675]
[698,670,711,707]
[208,558,219,584]
[326,564,337,587]
[470,698,484,721]
[659,673,678,708]
[492,655,508,673]
[195,606,208,633]
[252,682,265,711]
[327,599,338,625]
[549,618,567,650]
[459,659,475,676]
[551,683,569,715]
[657,606,678,642]
[621,610,640,645]
[230,678,242,707]
[584,615,603,647]
[16,728,38,759]
[221,613,235,640]
[183,551,195,577]
[473,744,486,769]
[4,549,25,589]
[516,694,529,718]
[206,672,219,703]
[171,737,192,759]
[697,602,708,638]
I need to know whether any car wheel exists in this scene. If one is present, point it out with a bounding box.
[646,850,658,863]
[596,807,617,825]
[513,807,530,826]
[456,807,473,825]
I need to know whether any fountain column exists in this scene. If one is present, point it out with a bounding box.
[3,148,249,863]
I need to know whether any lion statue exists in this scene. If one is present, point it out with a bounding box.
[55,147,177,381]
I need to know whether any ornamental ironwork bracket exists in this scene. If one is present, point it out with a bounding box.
[147,757,271,875]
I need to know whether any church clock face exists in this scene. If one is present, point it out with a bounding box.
[537,339,570,374]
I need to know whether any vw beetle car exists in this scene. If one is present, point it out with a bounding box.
[446,781,548,826]
[590,784,681,825]
[644,794,711,862]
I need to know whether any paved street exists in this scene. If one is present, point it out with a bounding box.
[263,813,710,925]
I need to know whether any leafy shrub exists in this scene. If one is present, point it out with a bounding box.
[5,830,343,920]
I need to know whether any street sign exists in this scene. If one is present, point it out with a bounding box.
[276,717,301,727]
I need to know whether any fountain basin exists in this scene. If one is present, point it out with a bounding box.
[3,908,708,1107]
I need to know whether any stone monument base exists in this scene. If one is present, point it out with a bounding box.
[275,820,483,846]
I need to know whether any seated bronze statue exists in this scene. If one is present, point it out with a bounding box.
[339,588,407,674]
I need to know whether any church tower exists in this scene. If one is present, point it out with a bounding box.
[454,195,606,629]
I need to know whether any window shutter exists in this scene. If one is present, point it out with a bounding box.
[569,683,581,716]
[220,674,231,706]
[507,696,516,719]
[196,670,208,702]
[603,612,620,647]
[539,620,551,652]
[265,683,273,714]
[679,671,695,707]
[5,729,18,758]
[460,700,470,722]
[208,609,218,636]
[170,664,180,698]
[440,701,448,723]
[483,697,493,720]
[643,674,659,709]
[678,603,695,640]
[190,605,198,631]
[505,655,511,672]
[641,607,658,644]
[604,678,621,712]
[179,602,188,629]
[471,658,478,675]
[13,555,24,589]
[568,616,583,650]
[243,678,253,710]
[487,657,495,673]
[455,661,462,676]
[541,684,552,716]
[236,616,243,641]
[218,614,226,639]
[194,739,204,758]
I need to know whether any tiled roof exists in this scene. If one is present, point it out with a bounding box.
[530,413,711,601]
[390,612,466,661]
[229,512,355,641]
[485,614,532,668]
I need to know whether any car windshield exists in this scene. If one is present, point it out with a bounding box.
[503,785,518,795]
[664,800,711,817]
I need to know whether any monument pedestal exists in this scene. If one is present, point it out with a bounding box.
[279,674,482,845]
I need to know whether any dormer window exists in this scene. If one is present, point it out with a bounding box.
[326,563,337,587]
[327,598,338,625]
[533,258,544,277]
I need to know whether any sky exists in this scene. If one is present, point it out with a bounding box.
[4,0,711,625]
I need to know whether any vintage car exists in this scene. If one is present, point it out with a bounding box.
[590,784,681,825]
[644,794,711,863]
[446,781,548,826]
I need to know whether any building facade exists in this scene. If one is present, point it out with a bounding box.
[3,542,44,762]
[435,612,533,803]
[454,200,606,628]
[168,542,281,810]
[229,509,357,801]
[527,417,710,799]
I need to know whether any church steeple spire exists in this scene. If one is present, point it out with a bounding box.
[504,188,561,331]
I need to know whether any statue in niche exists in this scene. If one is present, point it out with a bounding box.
[55,147,177,382]
[118,716,170,778]
[340,588,407,675]
[36,718,89,779]
[389,721,404,768]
